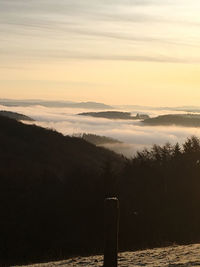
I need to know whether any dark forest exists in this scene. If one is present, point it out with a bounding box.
[1,115,200,265]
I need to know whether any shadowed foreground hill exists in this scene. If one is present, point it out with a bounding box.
[0,115,123,265]
[2,116,200,266]
[0,110,34,121]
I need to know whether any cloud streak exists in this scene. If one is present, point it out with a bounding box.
[2,44,200,64]
[1,0,200,65]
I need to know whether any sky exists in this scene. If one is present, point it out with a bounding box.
[1,0,200,106]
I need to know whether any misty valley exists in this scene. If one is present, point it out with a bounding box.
[2,102,200,157]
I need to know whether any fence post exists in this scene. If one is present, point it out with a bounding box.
[104,197,119,267]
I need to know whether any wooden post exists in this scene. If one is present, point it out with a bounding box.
[104,197,119,267]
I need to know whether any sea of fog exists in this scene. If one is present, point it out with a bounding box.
[2,104,200,157]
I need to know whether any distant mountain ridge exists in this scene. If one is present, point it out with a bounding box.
[115,105,200,112]
[0,99,113,109]
[2,99,200,113]
[2,99,200,112]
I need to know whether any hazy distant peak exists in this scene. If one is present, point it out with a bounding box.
[68,101,113,109]
[0,99,113,109]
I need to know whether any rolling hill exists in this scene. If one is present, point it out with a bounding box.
[143,114,200,127]
[74,133,122,145]
[78,111,149,120]
[0,110,34,121]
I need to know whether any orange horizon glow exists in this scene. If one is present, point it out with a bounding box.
[1,0,200,106]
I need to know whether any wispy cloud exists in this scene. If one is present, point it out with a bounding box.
[0,79,103,88]
[2,46,200,64]
[1,0,200,65]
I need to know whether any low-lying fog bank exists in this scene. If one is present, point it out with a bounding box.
[1,104,200,157]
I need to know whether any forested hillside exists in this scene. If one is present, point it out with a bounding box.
[0,115,122,265]
[79,133,122,145]
[2,115,200,265]
[0,110,34,121]
[79,111,149,120]
[143,114,200,127]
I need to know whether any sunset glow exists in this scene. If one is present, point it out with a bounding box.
[1,0,200,105]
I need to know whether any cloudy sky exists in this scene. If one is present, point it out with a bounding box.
[1,0,200,105]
